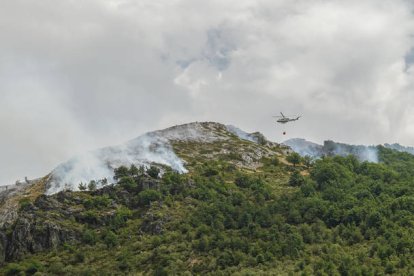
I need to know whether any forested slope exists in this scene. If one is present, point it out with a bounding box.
[2,144,414,275]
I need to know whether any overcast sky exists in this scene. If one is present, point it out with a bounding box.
[1,0,414,184]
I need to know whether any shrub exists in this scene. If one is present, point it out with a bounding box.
[84,195,111,209]
[289,171,305,187]
[19,198,32,210]
[25,260,43,275]
[103,230,118,248]
[235,174,264,189]
[118,176,137,192]
[72,251,85,264]
[269,157,280,166]
[114,166,130,180]
[82,229,98,245]
[83,210,99,225]
[5,263,25,276]
[303,155,314,169]
[147,166,160,179]
[202,166,219,177]
[138,190,162,206]
[111,207,133,229]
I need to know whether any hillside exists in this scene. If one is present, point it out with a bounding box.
[46,122,287,195]
[1,123,414,274]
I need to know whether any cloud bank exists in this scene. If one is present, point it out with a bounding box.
[1,0,414,184]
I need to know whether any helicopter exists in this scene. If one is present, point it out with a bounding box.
[273,112,301,124]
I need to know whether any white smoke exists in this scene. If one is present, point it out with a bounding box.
[284,138,379,163]
[46,122,238,194]
[46,133,188,195]
[282,138,323,157]
[328,143,379,163]
[226,125,258,143]
[47,152,114,194]
[360,148,379,163]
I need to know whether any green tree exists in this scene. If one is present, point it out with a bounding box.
[88,180,97,191]
[78,182,87,191]
[114,166,130,180]
[303,155,314,169]
[138,189,162,206]
[118,176,137,192]
[129,164,139,176]
[289,170,305,186]
[286,152,301,167]
[147,166,160,179]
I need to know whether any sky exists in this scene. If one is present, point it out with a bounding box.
[1,0,414,185]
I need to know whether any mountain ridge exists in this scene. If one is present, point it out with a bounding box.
[46,122,283,195]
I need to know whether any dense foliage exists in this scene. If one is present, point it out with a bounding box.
[3,146,414,275]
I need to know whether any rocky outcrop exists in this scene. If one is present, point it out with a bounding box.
[1,192,81,262]
[6,217,78,261]
[0,231,7,264]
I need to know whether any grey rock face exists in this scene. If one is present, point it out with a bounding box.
[6,216,78,261]
[0,231,6,265]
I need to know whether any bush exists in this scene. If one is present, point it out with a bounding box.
[48,261,65,274]
[202,166,219,177]
[82,229,98,245]
[303,155,313,169]
[111,207,133,229]
[118,176,137,192]
[72,251,85,264]
[4,261,42,276]
[5,263,24,276]
[103,230,118,248]
[269,157,280,166]
[19,198,32,210]
[138,190,162,206]
[235,175,265,192]
[147,166,160,179]
[82,210,99,225]
[84,195,111,209]
[24,261,43,275]
[114,166,130,180]
[289,171,305,187]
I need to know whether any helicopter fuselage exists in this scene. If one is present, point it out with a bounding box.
[277,117,298,123]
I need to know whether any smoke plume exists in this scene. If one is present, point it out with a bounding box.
[47,133,187,194]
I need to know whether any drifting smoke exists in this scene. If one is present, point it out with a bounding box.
[226,125,258,143]
[324,141,379,163]
[383,143,414,155]
[281,138,323,158]
[47,133,188,195]
[226,125,268,145]
[283,138,379,163]
[46,122,229,195]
